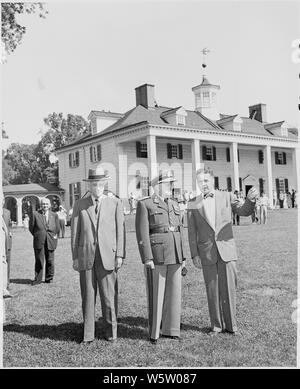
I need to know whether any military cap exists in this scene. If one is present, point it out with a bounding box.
[150,170,177,187]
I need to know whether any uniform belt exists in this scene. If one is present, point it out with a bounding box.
[150,226,179,234]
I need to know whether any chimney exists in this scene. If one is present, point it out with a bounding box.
[135,84,155,108]
[248,103,267,123]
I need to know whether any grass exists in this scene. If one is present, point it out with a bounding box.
[3,209,297,367]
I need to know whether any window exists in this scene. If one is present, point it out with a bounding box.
[136,142,148,158]
[90,144,102,162]
[259,178,264,195]
[214,177,219,190]
[275,151,286,165]
[227,177,232,191]
[203,146,216,161]
[211,92,217,104]
[258,150,264,164]
[167,144,183,159]
[195,93,201,107]
[177,115,185,126]
[282,128,288,137]
[276,178,288,194]
[69,182,81,207]
[69,151,80,168]
[203,92,210,107]
[140,176,149,197]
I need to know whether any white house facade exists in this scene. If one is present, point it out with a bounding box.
[56,79,299,211]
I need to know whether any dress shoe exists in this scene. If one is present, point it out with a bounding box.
[224,329,238,336]
[149,338,158,344]
[105,336,117,342]
[161,335,181,340]
[45,280,53,284]
[208,330,221,337]
[31,280,42,286]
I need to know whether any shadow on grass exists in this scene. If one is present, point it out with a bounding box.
[4,316,210,343]
[10,279,32,285]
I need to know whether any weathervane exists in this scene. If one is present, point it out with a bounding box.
[201,47,210,77]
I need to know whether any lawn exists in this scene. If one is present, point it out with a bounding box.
[3,209,297,367]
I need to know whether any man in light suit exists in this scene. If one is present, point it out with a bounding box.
[187,167,258,336]
[71,167,125,343]
[29,198,60,285]
[135,171,188,344]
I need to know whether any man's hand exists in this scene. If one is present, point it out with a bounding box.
[115,256,123,272]
[247,187,259,202]
[144,259,155,270]
[73,259,79,271]
[192,256,202,269]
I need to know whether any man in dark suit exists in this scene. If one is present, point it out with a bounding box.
[29,198,60,285]
[187,167,258,336]
[3,203,12,289]
[71,167,125,343]
[135,171,188,344]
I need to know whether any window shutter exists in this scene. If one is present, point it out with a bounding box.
[89,147,93,162]
[178,144,183,159]
[167,143,172,159]
[69,184,73,207]
[275,178,280,196]
[226,147,230,162]
[275,151,279,164]
[75,151,79,166]
[77,182,81,198]
[213,146,217,161]
[239,177,242,192]
[227,177,232,191]
[97,144,101,161]
[284,178,288,192]
[214,176,219,190]
[283,152,286,165]
[259,178,264,195]
[202,146,207,160]
[237,149,240,163]
[136,142,141,158]
[69,153,72,167]
[258,150,264,164]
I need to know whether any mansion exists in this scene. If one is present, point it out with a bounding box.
[56,78,299,210]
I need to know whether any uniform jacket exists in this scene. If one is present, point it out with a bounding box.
[3,208,12,251]
[135,194,188,265]
[29,210,60,251]
[187,190,255,265]
[71,195,125,272]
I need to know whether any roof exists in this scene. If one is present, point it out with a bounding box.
[3,183,64,194]
[88,110,124,119]
[264,121,285,129]
[192,76,220,91]
[217,115,238,125]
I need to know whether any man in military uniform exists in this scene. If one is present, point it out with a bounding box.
[135,171,188,344]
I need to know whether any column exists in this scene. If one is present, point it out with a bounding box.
[292,147,299,192]
[147,135,158,182]
[191,139,202,193]
[117,143,128,199]
[16,198,23,227]
[265,145,273,208]
[230,142,239,191]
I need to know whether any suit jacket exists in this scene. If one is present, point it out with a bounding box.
[187,190,255,265]
[29,210,60,250]
[135,194,188,265]
[3,208,12,251]
[71,195,125,272]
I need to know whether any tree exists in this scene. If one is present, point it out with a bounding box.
[2,153,16,185]
[4,143,38,184]
[1,2,48,59]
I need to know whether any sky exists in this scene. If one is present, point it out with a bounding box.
[1,0,299,145]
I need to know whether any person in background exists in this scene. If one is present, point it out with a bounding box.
[259,192,269,224]
[279,191,284,209]
[286,191,292,209]
[3,200,12,290]
[29,198,60,285]
[23,214,30,232]
[291,189,295,208]
[57,205,67,238]
[272,190,278,209]
[295,191,298,208]
[232,190,240,226]
[283,192,288,209]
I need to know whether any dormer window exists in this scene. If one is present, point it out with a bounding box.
[281,127,288,137]
[177,114,186,126]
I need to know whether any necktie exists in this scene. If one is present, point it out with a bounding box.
[204,192,214,199]
[95,198,99,215]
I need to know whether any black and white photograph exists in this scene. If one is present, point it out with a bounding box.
[1,0,299,371]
